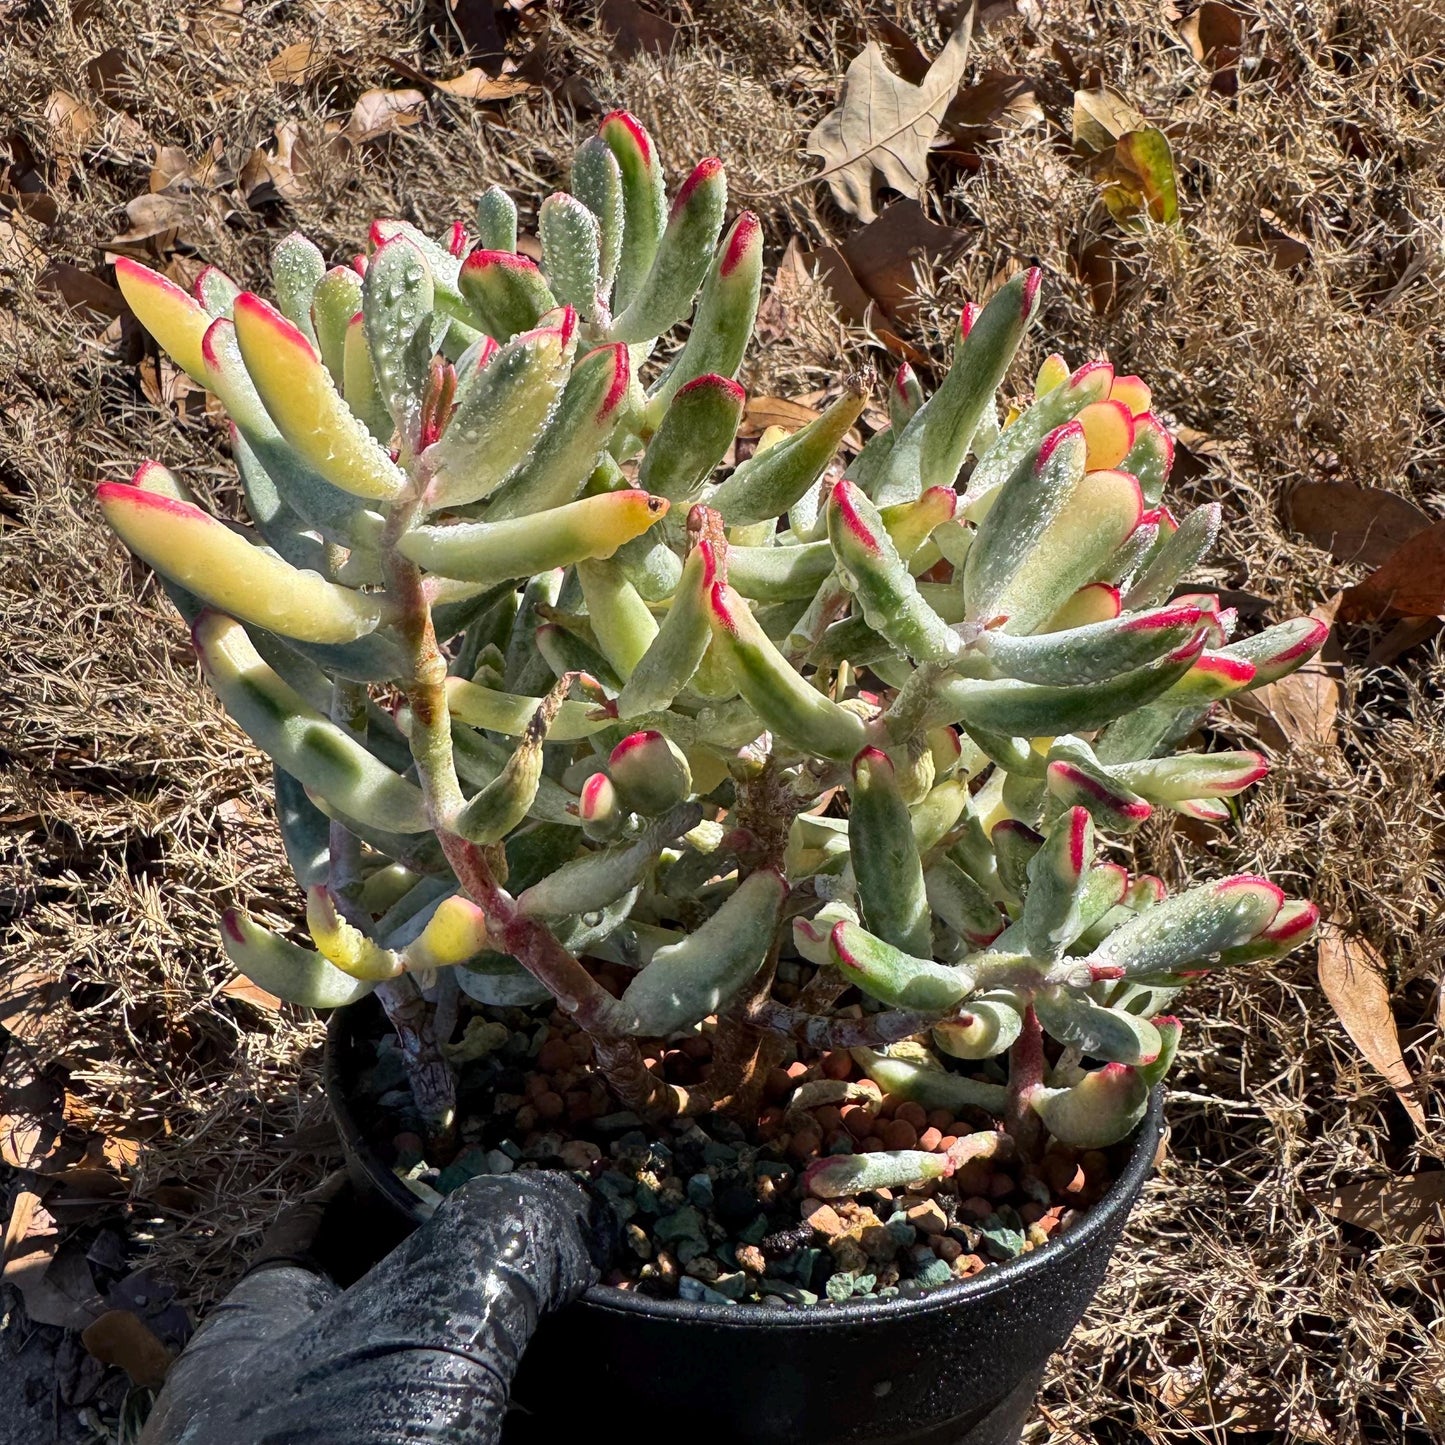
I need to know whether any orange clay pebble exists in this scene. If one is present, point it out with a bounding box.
[860,1135,886,1153]
[881,1119,919,1151]
[927,1108,954,1133]
[938,1135,957,1152]
[788,1129,822,1164]
[988,1171,1014,1199]
[894,1101,928,1130]
[535,1091,565,1121]
[821,1051,854,1081]
[960,1195,994,1220]
[918,1127,944,1152]
[876,1094,900,1119]
[786,1060,810,1083]
[814,1105,844,1134]
[764,1068,793,1103]
[841,1103,876,1140]
[537,1037,574,1072]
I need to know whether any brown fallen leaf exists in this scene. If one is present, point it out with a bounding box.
[82,1309,175,1389]
[944,70,1042,142]
[432,70,536,102]
[110,192,191,243]
[1365,615,1443,667]
[1179,1,1245,63]
[448,0,506,61]
[3,1235,104,1330]
[0,1067,65,1171]
[1286,483,1433,569]
[39,264,124,318]
[1317,925,1427,1133]
[1317,1171,1445,1245]
[1071,84,1147,156]
[221,974,283,1012]
[1338,518,1445,622]
[742,397,822,434]
[344,89,427,145]
[1228,594,1340,748]
[807,8,976,222]
[44,89,98,148]
[835,200,970,325]
[599,0,678,58]
[268,40,323,84]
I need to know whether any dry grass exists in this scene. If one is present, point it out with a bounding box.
[2,0,1442,1440]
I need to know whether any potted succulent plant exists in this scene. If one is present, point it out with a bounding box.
[100,112,1323,1444]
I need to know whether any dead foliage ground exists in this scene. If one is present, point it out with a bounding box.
[1,1,1442,1441]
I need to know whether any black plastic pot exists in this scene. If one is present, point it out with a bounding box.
[325,998,1163,1445]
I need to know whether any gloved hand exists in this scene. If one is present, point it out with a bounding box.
[140,1171,611,1445]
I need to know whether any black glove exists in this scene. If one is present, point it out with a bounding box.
[140,1171,609,1445]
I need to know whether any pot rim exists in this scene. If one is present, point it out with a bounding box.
[325,1000,1162,1331]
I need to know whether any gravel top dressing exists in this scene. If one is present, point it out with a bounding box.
[356,995,1118,1308]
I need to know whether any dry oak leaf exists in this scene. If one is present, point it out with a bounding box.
[1286,482,1433,570]
[83,1309,174,1389]
[432,70,536,101]
[345,89,427,145]
[807,7,976,222]
[1071,84,1146,155]
[1317,924,1428,1134]
[1338,517,1445,623]
[1316,1170,1445,1246]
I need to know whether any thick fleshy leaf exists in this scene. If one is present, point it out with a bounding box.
[728,539,835,602]
[964,360,1115,507]
[1033,990,1162,1066]
[233,293,405,500]
[576,557,659,678]
[444,677,609,739]
[1076,399,1135,470]
[830,919,972,1012]
[1045,738,1152,833]
[1020,806,1093,959]
[342,312,393,441]
[1120,413,1173,504]
[828,480,964,663]
[616,543,716,717]
[1111,749,1268,802]
[570,137,624,299]
[1216,616,1329,687]
[1044,582,1121,631]
[306,886,403,981]
[924,857,1005,947]
[638,374,746,506]
[706,582,866,761]
[98,483,384,644]
[114,257,211,383]
[991,819,1043,903]
[220,909,376,1008]
[599,110,667,313]
[882,269,1040,504]
[422,312,576,508]
[453,677,571,844]
[1030,1062,1149,1146]
[487,343,632,519]
[401,490,666,583]
[802,1149,950,1200]
[707,385,867,527]
[609,157,726,343]
[889,362,923,428]
[608,730,692,815]
[193,264,240,319]
[400,894,491,970]
[971,454,1144,634]
[1123,502,1220,609]
[540,192,603,318]
[272,231,325,345]
[848,749,931,957]
[447,721,580,827]
[312,266,364,384]
[458,250,557,339]
[933,992,1023,1060]
[850,1048,1008,1114]
[1090,875,1284,977]
[517,803,699,917]
[970,603,1206,685]
[192,613,429,832]
[363,235,436,446]
[925,635,1204,735]
[474,187,518,252]
[620,869,787,1035]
